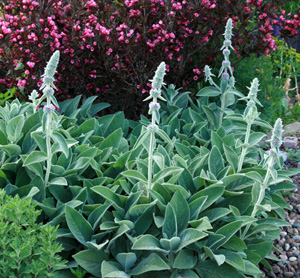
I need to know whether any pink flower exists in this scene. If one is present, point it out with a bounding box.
[85,0,98,8]
[106,48,113,55]
[17,79,26,87]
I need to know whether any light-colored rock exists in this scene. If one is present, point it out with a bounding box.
[260,122,300,146]
[283,122,300,136]
[283,137,298,148]
[289,256,297,262]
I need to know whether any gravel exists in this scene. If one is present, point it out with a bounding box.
[261,135,300,278]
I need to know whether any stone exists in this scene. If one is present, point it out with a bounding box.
[289,256,297,262]
[272,265,281,274]
[283,271,295,278]
[283,122,300,136]
[281,231,288,237]
[267,271,276,278]
[279,239,286,246]
[293,223,300,228]
[283,136,298,148]
[288,228,294,234]
[291,261,298,267]
[285,243,291,251]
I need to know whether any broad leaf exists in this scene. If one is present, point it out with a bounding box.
[99,128,123,149]
[197,86,221,97]
[65,206,93,246]
[73,249,107,278]
[121,170,147,184]
[179,228,207,250]
[202,105,218,129]
[223,144,238,172]
[208,146,224,177]
[196,260,245,278]
[163,203,177,238]
[22,151,47,166]
[132,235,167,253]
[212,221,243,249]
[153,167,183,183]
[101,261,130,278]
[7,115,25,143]
[173,249,197,269]
[130,253,170,275]
[170,191,190,234]
[216,250,245,271]
[116,253,137,271]
[204,246,225,266]
[248,132,266,147]
[51,131,69,158]
[0,144,21,157]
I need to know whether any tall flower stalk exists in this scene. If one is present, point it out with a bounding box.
[203,18,236,128]
[218,18,235,126]
[144,62,166,197]
[37,51,60,188]
[242,118,283,239]
[237,78,262,172]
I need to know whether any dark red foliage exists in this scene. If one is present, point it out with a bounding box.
[0,0,299,118]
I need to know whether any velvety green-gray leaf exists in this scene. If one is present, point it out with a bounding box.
[65,205,93,246]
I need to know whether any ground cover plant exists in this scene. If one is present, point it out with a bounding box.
[0,189,66,277]
[1,0,300,117]
[1,18,300,278]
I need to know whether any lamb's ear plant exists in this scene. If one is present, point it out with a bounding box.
[143,62,167,196]
[242,118,284,238]
[1,17,300,278]
[198,18,242,130]
[38,50,61,188]
[129,62,177,197]
[237,78,263,172]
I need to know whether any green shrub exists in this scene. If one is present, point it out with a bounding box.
[232,38,300,125]
[0,189,66,277]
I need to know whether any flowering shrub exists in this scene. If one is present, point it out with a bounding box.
[1,21,300,277]
[272,8,300,51]
[0,0,299,116]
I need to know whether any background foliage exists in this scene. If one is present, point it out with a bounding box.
[0,0,300,117]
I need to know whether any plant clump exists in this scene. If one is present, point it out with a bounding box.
[0,189,66,278]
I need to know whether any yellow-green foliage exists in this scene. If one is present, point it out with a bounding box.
[0,190,66,277]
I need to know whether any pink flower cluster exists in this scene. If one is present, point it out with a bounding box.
[0,0,299,106]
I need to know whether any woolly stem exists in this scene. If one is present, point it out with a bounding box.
[241,155,274,239]
[238,123,252,172]
[147,96,157,197]
[44,97,52,188]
